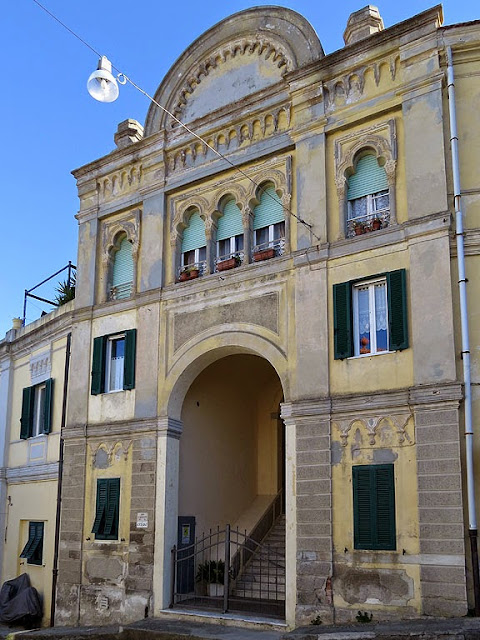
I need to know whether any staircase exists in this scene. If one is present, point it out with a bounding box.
[232,515,285,601]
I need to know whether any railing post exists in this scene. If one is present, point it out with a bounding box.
[224,524,230,613]
[170,545,177,608]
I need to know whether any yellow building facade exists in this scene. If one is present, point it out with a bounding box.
[1,3,480,629]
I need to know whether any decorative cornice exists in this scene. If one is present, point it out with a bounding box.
[97,164,143,205]
[6,462,59,484]
[166,104,291,176]
[333,413,413,447]
[89,440,132,467]
[157,417,183,439]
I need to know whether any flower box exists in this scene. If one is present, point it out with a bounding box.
[179,269,199,282]
[217,257,238,272]
[253,247,275,262]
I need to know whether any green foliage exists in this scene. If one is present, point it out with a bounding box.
[356,611,373,623]
[195,560,225,585]
[310,615,322,625]
[54,272,76,306]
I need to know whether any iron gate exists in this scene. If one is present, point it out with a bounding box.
[170,520,285,617]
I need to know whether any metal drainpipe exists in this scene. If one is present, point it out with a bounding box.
[50,332,71,626]
[446,45,480,615]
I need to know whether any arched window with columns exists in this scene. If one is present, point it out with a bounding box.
[252,183,285,260]
[215,197,244,270]
[180,208,207,276]
[346,152,390,237]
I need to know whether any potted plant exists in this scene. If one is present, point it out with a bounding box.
[253,247,276,262]
[371,217,382,231]
[217,254,241,272]
[196,560,225,597]
[353,221,365,236]
[179,266,200,282]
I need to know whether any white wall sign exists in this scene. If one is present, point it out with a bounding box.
[136,512,148,528]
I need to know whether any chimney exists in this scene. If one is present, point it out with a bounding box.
[344,5,384,46]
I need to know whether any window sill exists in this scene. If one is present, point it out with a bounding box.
[348,350,394,360]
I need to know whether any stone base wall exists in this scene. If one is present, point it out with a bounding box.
[56,433,157,626]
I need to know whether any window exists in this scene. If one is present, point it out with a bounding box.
[91,329,136,395]
[20,522,44,565]
[181,210,207,275]
[253,185,285,256]
[333,269,408,360]
[216,198,244,266]
[92,478,120,540]
[20,379,53,439]
[347,154,390,236]
[110,235,134,300]
[353,464,396,550]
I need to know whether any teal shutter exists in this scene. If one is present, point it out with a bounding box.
[216,199,243,241]
[20,386,34,439]
[92,479,107,535]
[112,237,134,299]
[91,336,107,395]
[347,155,389,200]
[386,269,408,351]
[333,282,352,359]
[353,465,396,550]
[182,210,206,252]
[43,378,53,434]
[123,329,136,390]
[20,522,44,565]
[104,478,120,538]
[253,186,283,231]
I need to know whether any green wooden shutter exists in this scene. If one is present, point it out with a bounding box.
[123,329,136,390]
[91,336,107,395]
[181,210,206,252]
[104,478,120,538]
[20,386,34,439]
[386,269,408,351]
[375,466,396,550]
[333,282,353,359]
[92,479,108,535]
[216,199,244,241]
[20,522,37,558]
[253,186,283,231]
[43,378,53,434]
[353,465,396,550]
[347,155,389,200]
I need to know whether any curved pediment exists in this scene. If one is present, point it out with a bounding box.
[144,7,323,135]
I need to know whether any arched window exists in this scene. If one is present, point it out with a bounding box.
[347,154,390,237]
[110,235,134,300]
[215,198,244,270]
[181,209,207,277]
[252,185,285,260]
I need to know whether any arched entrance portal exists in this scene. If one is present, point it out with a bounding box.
[175,354,285,616]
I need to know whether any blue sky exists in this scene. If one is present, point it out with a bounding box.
[1,0,477,337]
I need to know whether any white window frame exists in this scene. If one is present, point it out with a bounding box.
[105,334,126,393]
[216,235,243,259]
[352,277,389,357]
[348,189,390,221]
[32,384,46,437]
[181,247,206,268]
[253,221,285,249]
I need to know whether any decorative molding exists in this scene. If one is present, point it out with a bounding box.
[157,417,183,439]
[98,164,143,203]
[6,462,59,483]
[166,104,291,175]
[333,413,413,447]
[323,55,400,112]
[170,37,293,124]
[89,440,133,467]
[101,210,141,264]
[30,350,51,385]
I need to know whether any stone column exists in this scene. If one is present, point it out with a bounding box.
[281,400,333,628]
[153,417,182,613]
[242,208,253,264]
[0,353,12,575]
[411,383,467,616]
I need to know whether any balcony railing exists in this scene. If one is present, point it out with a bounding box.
[109,281,133,300]
[252,238,285,261]
[346,208,390,238]
[178,260,207,281]
[214,252,244,273]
